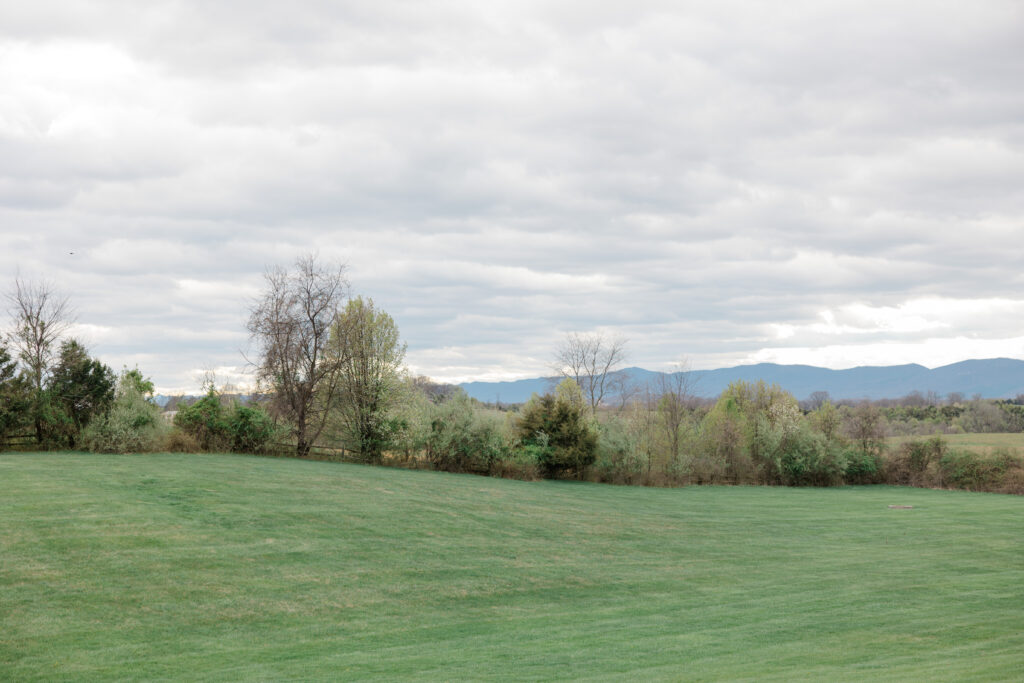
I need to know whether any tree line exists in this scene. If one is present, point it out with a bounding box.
[0,278,134,451]
[3,259,1022,494]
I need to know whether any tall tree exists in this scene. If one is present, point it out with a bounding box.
[121,367,155,398]
[0,341,17,393]
[47,339,116,447]
[845,401,886,458]
[0,341,30,446]
[330,296,406,463]
[6,277,74,443]
[655,361,697,467]
[247,254,348,457]
[552,332,627,415]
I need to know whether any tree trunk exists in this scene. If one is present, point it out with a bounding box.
[296,413,310,457]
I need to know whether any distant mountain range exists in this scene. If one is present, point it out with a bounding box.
[458,358,1024,404]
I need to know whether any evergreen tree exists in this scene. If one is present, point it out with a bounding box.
[518,379,598,478]
[46,339,115,448]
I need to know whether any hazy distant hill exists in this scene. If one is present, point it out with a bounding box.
[459,358,1024,404]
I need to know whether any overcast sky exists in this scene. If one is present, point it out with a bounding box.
[2,1,1023,392]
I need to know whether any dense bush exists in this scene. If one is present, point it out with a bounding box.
[592,417,646,485]
[953,400,1010,433]
[228,404,279,454]
[42,340,116,448]
[695,397,748,482]
[488,445,541,481]
[173,388,278,454]
[0,344,31,448]
[938,449,1024,492]
[884,436,946,487]
[843,446,882,484]
[842,402,887,459]
[862,436,1024,493]
[173,388,232,451]
[692,381,804,484]
[78,361,1023,496]
[517,379,598,479]
[163,429,201,453]
[382,384,432,462]
[426,393,509,474]
[82,374,165,453]
[771,426,848,487]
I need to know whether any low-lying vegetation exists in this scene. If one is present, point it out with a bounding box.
[883,435,1024,494]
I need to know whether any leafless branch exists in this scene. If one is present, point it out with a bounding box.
[6,276,74,392]
[552,332,628,414]
[247,254,348,456]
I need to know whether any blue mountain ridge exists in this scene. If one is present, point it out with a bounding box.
[458,358,1024,404]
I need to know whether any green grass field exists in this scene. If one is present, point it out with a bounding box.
[2,453,1023,681]
[886,432,1024,454]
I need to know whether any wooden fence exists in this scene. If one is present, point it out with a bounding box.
[269,442,353,461]
[0,433,39,451]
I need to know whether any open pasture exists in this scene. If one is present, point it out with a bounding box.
[886,432,1024,454]
[2,453,1022,680]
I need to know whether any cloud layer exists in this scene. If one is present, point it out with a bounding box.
[2,1,1023,391]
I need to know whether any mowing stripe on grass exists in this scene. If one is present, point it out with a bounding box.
[2,452,1022,680]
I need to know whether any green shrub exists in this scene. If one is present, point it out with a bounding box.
[163,428,201,453]
[489,444,541,481]
[517,379,598,479]
[0,345,31,449]
[997,467,1024,495]
[426,393,511,474]
[681,451,729,484]
[592,418,646,485]
[771,427,848,486]
[884,436,945,486]
[518,438,551,469]
[228,404,279,454]
[374,381,433,464]
[43,339,116,448]
[173,388,278,454]
[696,395,754,483]
[82,379,165,454]
[32,389,87,449]
[939,448,1023,491]
[173,388,231,451]
[844,446,882,484]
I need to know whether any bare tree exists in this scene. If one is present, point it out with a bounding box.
[608,370,640,414]
[805,390,831,411]
[409,375,458,404]
[7,277,74,443]
[655,361,697,465]
[247,255,348,457]
[552,332,627,415]
[900,390,926,407]
[626,383,659,479]
[845,401,886,457]
[6,277,73,393]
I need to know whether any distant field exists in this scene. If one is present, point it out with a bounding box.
[886,432,1024,453]
[2,453,1023,681]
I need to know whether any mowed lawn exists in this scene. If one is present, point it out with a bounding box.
[2,454,1023,681]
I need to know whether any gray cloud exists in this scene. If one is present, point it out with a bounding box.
[2,1,1023,390]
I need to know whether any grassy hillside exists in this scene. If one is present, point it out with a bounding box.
[2,453,1023,681]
